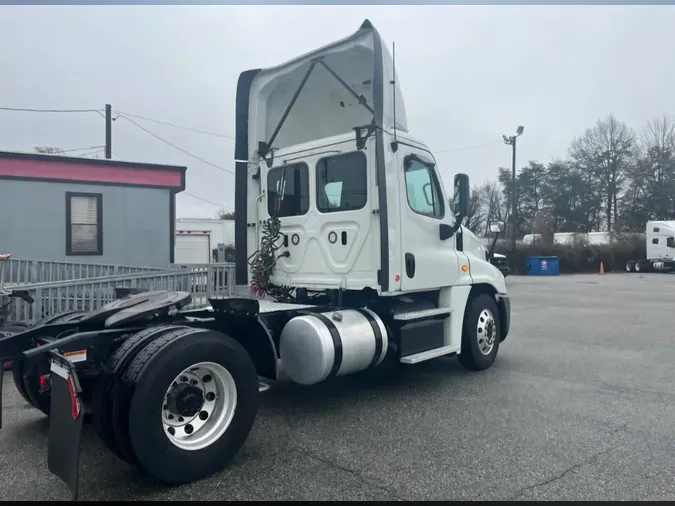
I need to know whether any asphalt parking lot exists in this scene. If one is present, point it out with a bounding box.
[1,272,675,501]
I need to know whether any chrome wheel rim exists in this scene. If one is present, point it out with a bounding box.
[477,308,497,356]
[162,362,237,451]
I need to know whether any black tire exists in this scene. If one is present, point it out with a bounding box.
[11,311,89,415]
[626,261,635,272]
[12,358,51,415]
[124,328,259,484]
[636,260,653,273]
[458,293,501,371]
[93,325,193,464]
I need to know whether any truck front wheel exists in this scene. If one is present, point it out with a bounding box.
[123,328,259,485]
[458,294,501,371]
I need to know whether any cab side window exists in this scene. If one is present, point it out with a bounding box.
[403,156,444,219]
[267,163,309,217]
[316,151,367,213]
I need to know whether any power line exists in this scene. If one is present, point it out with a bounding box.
[59,145,106,154]
[116,113,235,175]
[77,148,106,158]
[0,106,103,114]
[182,191,233,210]
[115,110,234,139]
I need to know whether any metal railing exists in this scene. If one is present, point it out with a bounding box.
[3,258,164,285]
[6,263,235,325]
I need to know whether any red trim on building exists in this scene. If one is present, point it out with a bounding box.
[0,151,186,190]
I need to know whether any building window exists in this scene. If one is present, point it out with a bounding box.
[66,192,103,255]
[403,156,444,219]
[316,151,368,213]
[267,163,309,217]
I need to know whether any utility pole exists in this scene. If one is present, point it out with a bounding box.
[104,104,112,159]
[502,125,524,272]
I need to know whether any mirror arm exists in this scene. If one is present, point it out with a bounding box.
[487,230,500,260]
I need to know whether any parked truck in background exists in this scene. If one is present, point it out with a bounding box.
[0,19,511,499]
[626,220,675,273]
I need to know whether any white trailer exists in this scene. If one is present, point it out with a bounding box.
[175,218,236,263]
[626,220,675,273]
[174,230,212,264]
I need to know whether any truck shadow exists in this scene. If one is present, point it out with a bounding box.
[259,355,472,413]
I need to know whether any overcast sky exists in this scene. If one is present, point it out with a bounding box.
[1,5,674,218]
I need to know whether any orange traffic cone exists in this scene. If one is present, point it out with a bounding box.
[599,261,605,275]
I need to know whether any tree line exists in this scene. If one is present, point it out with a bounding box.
[466,114,675,240]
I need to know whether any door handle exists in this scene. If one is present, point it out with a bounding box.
[405,253,415,278]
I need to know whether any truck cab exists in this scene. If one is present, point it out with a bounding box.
[234,19,510,369]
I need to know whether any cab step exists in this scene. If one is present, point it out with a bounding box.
[393,307,454,321]
[400,345,457,364]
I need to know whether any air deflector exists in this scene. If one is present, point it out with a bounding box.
[247,19,408,160]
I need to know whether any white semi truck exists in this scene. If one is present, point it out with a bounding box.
[626,220,675,273]
[0,19,510,499]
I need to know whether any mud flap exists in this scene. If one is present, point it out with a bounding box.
[47,354,84,501]
[0,365,4,429]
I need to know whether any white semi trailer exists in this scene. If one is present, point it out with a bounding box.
[0,19,511,499]
[626,220,675,273]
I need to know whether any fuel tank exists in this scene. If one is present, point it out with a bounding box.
[279,308,388,385]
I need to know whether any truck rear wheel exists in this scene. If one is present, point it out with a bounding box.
[93,325,192,464]
[635,260,653,273]
[458,294,501,371]
[123,328,259,484]
[12,359,51,415]
[12,311,89,415]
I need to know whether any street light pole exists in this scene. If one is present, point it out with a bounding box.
[502,126,524,273]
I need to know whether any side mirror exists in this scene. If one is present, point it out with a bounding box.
[489,221,505,234]
[452,173,470,217]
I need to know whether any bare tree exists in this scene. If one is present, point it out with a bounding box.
[569,115,635,234]
[465,185,485,234]
[216,210,235,220]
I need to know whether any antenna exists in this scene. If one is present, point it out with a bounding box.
[391,41,398,152]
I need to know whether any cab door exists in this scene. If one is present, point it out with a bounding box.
[398,150,462,292]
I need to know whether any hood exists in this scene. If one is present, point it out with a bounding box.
[245,19,408,159]
[463,228,489,260]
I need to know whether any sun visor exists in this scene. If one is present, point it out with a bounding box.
[247,19,408,160]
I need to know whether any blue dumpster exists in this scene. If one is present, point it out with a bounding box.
[525,256,559,276]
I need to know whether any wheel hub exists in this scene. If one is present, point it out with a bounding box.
[161,362,238,452]
[477,309,497,356]
[166,383,204,417]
